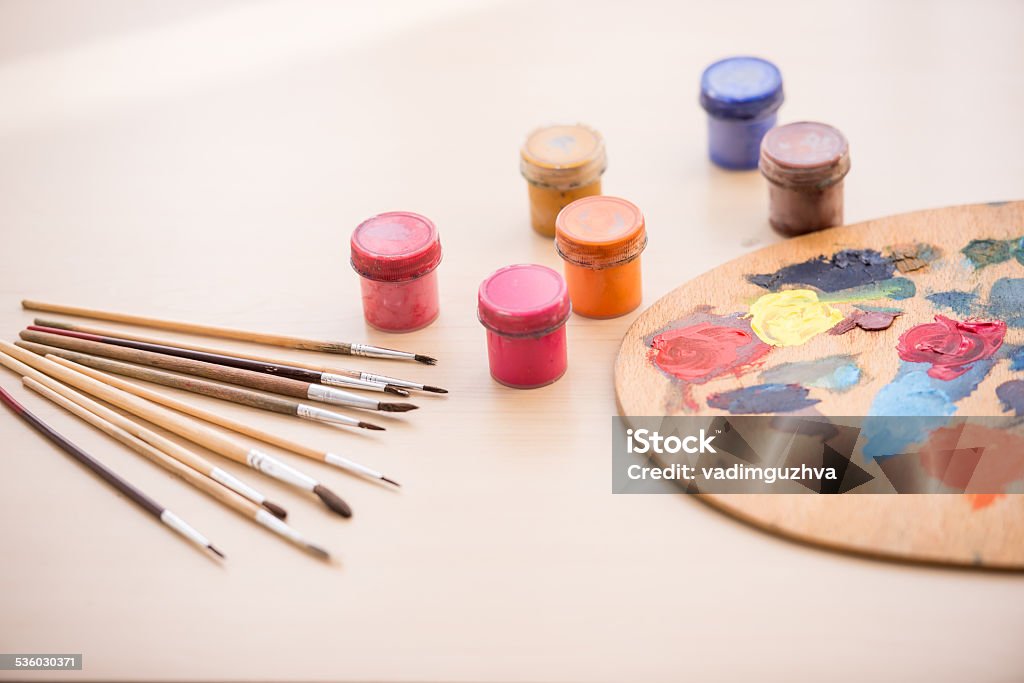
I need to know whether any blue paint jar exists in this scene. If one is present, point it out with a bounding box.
[699,56,784,170]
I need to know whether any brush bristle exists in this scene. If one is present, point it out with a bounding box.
[384,384,411,397]
[207,544,226,559]
[379,403,418,412]
[358,421,385,431]
[262,500,288,519]
[414,354,438,365]
[313,484,352,518]
[381,476,401,488]
[423,385,448,394]
[306,543,331,560]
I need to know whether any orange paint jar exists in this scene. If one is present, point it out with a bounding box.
[555,196,647,319]
[520,124,607,238]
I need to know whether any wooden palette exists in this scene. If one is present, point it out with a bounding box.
[615,201,1024,569]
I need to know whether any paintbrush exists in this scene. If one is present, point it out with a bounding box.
[0,342,353,518]
[34,319,445,394]
[0,383,224,560]
[47,355,400,488]
[23,376,329,559]
[20,330,414,416]
[22,300,437,364]
[18,341,384,430]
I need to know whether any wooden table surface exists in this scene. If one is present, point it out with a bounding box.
[1,1,1022,681]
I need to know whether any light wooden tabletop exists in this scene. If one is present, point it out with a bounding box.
[1,1,1022,681]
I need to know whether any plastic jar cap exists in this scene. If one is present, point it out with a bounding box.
[700,56,784,119]
[759,121,850,187]
[351,211,442,282]
[555,196,647,268]
[478,264,571,336]
[520,124,607,189]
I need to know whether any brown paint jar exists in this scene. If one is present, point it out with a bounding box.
[520,124,607,238]
[759,121,850,237]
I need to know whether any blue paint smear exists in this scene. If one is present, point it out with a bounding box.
[988,277,1024,328]
[1009,346,1024,371]
[926,290,977,316]
[863,360,994,459]
[748,249,895,292]
[760,355,862,393]
[707,383,819,414]
[997,380,1024,417]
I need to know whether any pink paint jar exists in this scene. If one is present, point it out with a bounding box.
[478,264,571,389]
[350,212,442,332]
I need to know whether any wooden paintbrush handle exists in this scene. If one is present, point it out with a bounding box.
[21,330,311,400]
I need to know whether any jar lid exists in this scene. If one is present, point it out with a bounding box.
[478,264,571,336]
[700,56,784,119]
[555,196,647,268]
[350,211,442,282]
[759,121,851,187]
[520,124,607,189]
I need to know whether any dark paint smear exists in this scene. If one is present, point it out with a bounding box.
[748,249,896,293]
[707,383,819,414]
[997,380,1024,417]
[962,239,1011,269]
[926,290,977,316]
[830,311,899,335]
[988,278,1024,328]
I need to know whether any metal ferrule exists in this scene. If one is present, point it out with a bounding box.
[307,383,378,410]
[209,467,265,504]
[325,452,384,480]
[296,403,359,427]
[246,449,317,491]
[160,510,211,549]
[358,372,423,391]
[320,373,388,392]
[348,343,416,361]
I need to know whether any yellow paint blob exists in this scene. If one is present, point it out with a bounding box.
[749,289,844,346]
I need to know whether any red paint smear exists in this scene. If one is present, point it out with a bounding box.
[896,315,1005,380]
[919,423,1024,505]
[649,322,771,383]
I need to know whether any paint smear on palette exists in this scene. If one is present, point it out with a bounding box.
[919,423,1024,504]
[707,383,818,414]
[646,308,771,410]
[896,315,1005,380]
[748,290,844,346]
[996,380,1024,416]
[1010,346,1024,371]
[987,278,1024,328]
[829,310,900,335]
[760,355,862,392]
[926,290,978,317]
[863,360,996,459]
[888,243,940,273]
[819,277,916,302]
[748,249,896,292]
[961,237,1024,270]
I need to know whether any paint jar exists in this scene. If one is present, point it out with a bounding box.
[520,124,607,238]
[555,196,647,318]
[759,121,851,237]
[478,264,571,389]
[350,211,442,332]
[700,56,784,170]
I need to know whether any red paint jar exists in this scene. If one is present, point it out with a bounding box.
[350,212,442,332]
[478,264,571,389]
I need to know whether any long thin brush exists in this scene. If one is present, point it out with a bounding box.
[33,319,440,394]
[20,330,415,416]
[18,341,386,431]
[48,355,400,488]
[22,300,437,364]
[0,342,353,518]
[0,348,287,519]
[0,384,224,560]
[24,377,329,559]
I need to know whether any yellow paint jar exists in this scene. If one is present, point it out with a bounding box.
[555,196,647,319]
[520,124,607,238]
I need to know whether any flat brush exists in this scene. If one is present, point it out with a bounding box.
[47,356,400,488]
[19,341,384,431]
[24,377,329,559]
[22,300,437,364]
[0,384,224,560]
[34,319,443,394]
[20,329,415,416]
[28,324,413,399]
[0,349,287,519]
[0,342,353,518]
